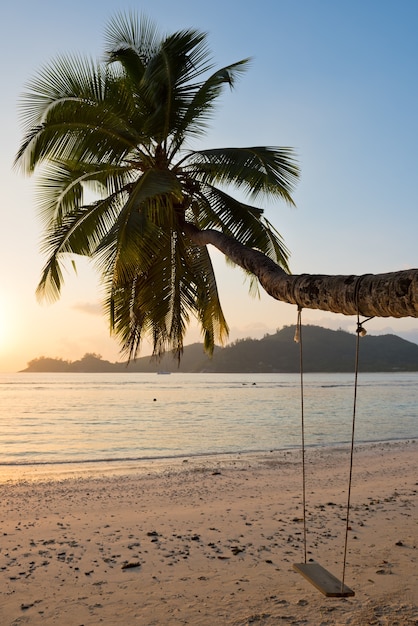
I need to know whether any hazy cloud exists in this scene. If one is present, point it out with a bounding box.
[72,301,103,316]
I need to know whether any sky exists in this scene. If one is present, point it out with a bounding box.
[1,0,418,372]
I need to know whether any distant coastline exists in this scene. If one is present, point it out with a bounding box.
[20,325,418,373]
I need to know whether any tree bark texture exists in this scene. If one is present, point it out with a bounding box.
[186,225,418,319]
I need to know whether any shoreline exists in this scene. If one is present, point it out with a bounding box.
[0,440,417,624]
[0,438,416,484]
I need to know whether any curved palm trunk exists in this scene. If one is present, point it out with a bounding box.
[186,225,418,319]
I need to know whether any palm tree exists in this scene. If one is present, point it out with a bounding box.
[16,13,418,362]
[15,12,299,360]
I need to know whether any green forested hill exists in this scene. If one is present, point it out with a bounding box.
[21,325,418,373]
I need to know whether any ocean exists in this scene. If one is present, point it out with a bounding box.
[0,372,416,478]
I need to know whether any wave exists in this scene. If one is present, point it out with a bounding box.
[0,436,416,468]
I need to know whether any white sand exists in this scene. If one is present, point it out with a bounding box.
[0,440,417,625]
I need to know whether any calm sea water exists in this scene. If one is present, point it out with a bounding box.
[0,372,416,469]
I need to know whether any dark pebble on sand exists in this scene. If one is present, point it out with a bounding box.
[121,561,141,570]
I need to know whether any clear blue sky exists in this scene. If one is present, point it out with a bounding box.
[1,0,417,371]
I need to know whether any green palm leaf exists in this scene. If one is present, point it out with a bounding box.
[16,11,298,360]
[185,146,299,203]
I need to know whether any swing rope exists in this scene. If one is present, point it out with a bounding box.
[294,306,374,595]
[295,306,307,564]
[341,312,374,589]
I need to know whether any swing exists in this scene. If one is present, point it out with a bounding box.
[292,307,373,598]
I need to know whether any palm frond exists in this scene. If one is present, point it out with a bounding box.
[185,243,229,353]
[17,10,299,361]
[104,11,160,67]
[35,160,133,227]
[185,185,290,270]
[185,146,299,203]
[169,59,250,158]
[107,230,228,360]
[15,56,143,174]
[36,193,122,302]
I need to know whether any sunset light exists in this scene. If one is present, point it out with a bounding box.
[0,4,417,625]
[0,295,9,347]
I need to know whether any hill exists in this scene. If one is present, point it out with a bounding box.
[20,325,418,373]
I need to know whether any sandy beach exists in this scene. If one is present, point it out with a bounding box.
[0,441,417,625]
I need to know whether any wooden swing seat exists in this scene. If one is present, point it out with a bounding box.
[293,562,355,597]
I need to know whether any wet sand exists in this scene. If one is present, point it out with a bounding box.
[0,441,417,625]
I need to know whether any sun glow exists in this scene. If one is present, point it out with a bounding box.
[0,293,30,372]
[0,294,15,351]
[0,298,6,345]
